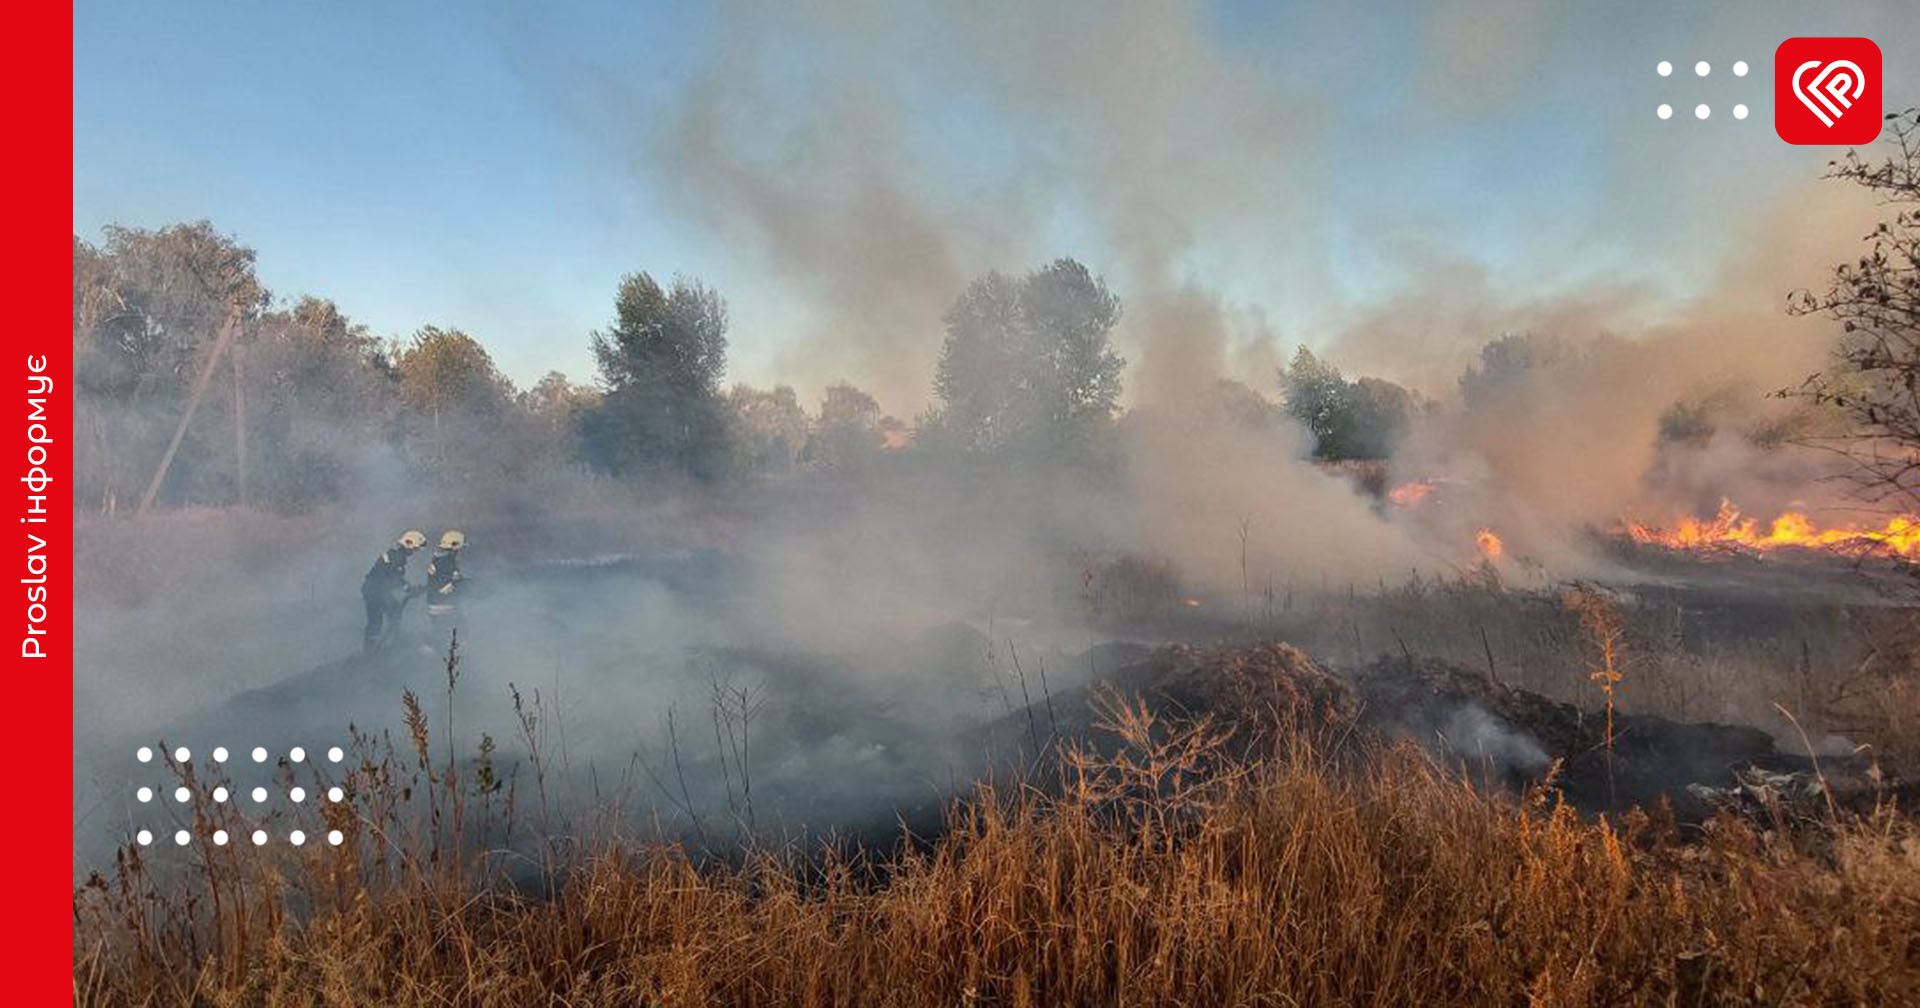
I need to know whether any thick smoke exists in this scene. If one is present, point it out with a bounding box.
[608,0,1431,591]
[627,0,1324,416]
[611,0,1914,568]
[77,0,1920,870]
[1377,179,1892,565]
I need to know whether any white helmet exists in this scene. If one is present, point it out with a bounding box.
[396,530,427,550]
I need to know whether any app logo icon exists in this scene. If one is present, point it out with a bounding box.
[1776,37,1882,144]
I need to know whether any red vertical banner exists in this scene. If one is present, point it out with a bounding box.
[3,2,73,999]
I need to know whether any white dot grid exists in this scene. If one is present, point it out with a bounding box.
[135,743,350,848]
[1656,57,1754,122]
[133,824,342,847]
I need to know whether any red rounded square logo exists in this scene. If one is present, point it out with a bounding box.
[1776,37,1882,145]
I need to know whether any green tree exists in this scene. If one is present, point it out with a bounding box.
[395,326,512,421]
[928,257,1124,456]
[809,381,887,472]
[727,383,810,475]
[1458,332,1573,412]
[74,221,267,398]
[72,221,269,510]
[244,297,397,508]
[519,370,601,465]
[1280,346,1354,458]
[1279,348,1416,460]
[1208,379,1285,432]
[1346,376,1416,459]
[930,270,1025,453]
[393,326,516,484]
[1022,258,1127,432]
[582,272,730,479]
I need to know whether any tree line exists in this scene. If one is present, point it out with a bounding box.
[72,220,1437,514]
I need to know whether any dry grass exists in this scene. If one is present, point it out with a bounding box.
[75,654,1920,1007]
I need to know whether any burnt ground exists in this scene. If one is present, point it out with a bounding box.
[105,551,1920,880]
[1351,653,1805,817]
[992,641,1917,823]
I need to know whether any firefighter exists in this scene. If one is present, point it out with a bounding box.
[424,529,468,645]
[362,529,427,653]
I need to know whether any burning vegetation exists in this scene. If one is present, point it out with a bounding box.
[1624,499,1920,559]
[1475,527,1505,560]
[1390,482,1920,567]
[68,54,1920,1008]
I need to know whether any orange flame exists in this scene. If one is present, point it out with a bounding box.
[1388,481,1435,508]
[1475,528,1505,560]
[1623,500,1920,558]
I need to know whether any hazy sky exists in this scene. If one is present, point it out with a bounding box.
[73,1,1919,413]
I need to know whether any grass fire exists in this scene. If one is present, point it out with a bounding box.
[69,5,1920,1005]
[1624,500,1920,559]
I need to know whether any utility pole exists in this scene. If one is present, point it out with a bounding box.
[137,305,241,516]
[231,337,248,507]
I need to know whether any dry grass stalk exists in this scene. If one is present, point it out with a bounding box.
[73,667,1920,1007]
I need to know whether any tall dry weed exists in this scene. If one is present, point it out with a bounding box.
[73,639,1920,1007]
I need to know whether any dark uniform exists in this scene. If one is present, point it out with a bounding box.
[361,544,417,652]
[424,547,466,643]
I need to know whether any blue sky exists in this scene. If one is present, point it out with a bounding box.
[74,1,1919,412]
